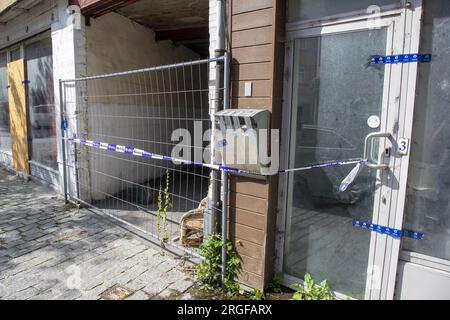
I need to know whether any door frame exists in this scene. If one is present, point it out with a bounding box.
[275,1,423,300]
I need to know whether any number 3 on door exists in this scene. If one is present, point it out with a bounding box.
[398,138,410,155]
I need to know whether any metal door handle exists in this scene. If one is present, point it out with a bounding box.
[411,186,433,191]
[364,132,392,169]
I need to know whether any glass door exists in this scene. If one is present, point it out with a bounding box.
[25,37,57,170]
[0,52,11,155]
[280,14,406,299]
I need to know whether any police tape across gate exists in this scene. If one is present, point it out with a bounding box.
[66,136,365,176]
[66,136,425,240]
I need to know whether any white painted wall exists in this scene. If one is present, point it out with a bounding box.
[86,12,199,75]
[83,12,201,201]
[51,0,88,198]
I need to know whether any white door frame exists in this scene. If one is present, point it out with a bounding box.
[382,0,423,299]
[275,1,423,300]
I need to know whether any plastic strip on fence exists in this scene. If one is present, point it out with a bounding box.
[339,162,364,192]
[370,53,432,65]
[66,137,365,176]
[353,219,425,240]
[66,137,426,241]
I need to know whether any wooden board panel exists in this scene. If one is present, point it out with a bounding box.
[234,237,264,259]
[229,207,265,231]
[229,191,268,214]
[232,0,273,15]
[232,44,273,64]
[230,175,269,198]
[237,270,263,290]
[229,223,265,245]
[232,80,272,98]
[231,97,272,109]
[239,254,263,275]
[7,59,29,174]
[232,26,273,48]
[232,62,272,81]
[232,8,273,31]
[229,0,285,291]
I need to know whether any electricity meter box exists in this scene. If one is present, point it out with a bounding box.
[215,109,271,174]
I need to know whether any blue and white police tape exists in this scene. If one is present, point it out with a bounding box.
[371,53,432,65]
[67,137,365,176]
[67,137,425,241]
[339,161,363,192]
[353,219,425,240]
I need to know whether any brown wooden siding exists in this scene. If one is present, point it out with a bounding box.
[229,0,285,290]
[231,0,273,14]
[231,97,272,110]
[237,270,263,289]
[229,207,266,230]
[230,223,265,245]
[231,8,273,31]
[229,192,268,215]
[234,238,264,259]
[231,26,273,48]
[232,44,273,64]
[231,63,272,81]
[229,175,269,196]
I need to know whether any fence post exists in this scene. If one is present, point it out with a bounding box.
[59,79,68,204]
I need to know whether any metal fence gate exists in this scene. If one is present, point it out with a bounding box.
[59,56,227,255]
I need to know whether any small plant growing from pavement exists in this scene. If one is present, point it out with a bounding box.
[197,233,241,297]
[156,169,171,244]
[249,289,264,300]
[268,272,284,293]
[291,273,334,300]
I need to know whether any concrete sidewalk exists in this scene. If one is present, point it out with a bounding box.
[0,168,196,300]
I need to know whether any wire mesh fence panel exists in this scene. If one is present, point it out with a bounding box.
[60,58,225,256]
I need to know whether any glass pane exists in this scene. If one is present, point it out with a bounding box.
[10,47,21,62]
[25,38,57,169]
[402,0,450,261]
[287,0,401,22]
[0,52,11,153]
[284,28,387,299]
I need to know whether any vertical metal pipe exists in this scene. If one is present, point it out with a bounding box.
[208,0,227,236]
[216,0,226,51]
[59,79,68,203]
[221,51,230,286]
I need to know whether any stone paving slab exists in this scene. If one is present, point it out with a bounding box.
[0,168,196,300]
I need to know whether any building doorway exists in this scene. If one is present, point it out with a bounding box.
[278,0,424,299]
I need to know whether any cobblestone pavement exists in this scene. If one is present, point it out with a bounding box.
[0,168,196,300]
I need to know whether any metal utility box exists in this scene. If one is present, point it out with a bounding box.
[215,109,271,174]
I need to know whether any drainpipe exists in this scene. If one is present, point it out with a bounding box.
[208,0,229,286]
[221,51,230,287]
[208,0,226,237]
[214,0,230,288]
